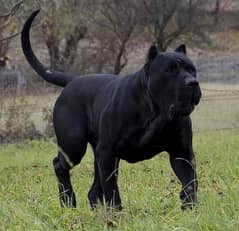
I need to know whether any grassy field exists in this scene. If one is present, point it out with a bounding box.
[1,130,239,230]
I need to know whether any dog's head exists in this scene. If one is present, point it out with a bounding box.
[145,44,201,119]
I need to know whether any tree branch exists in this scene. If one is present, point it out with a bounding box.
[0,0,24,19]
[0,23,38,43]
[0,31,20,42]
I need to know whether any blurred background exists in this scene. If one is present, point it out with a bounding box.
[0,0,239,143]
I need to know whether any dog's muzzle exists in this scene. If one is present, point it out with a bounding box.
[185,77,201,106]
[169,80,201,119]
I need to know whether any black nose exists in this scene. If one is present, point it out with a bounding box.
[185,77,199,87]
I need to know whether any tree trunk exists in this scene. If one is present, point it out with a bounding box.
[60,26,87,71]
[44,26,87,71]
[214,0,220,26]
[188,0,192,23]
[45,35,60,70]
[155,32,167,51]
[114,41,126,74]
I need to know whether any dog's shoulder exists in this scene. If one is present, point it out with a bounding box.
[57,74,121,107]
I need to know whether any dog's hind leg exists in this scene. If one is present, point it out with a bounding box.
[53,138,87,208]
[53,152,76,207]
[52,107,89,207]
[88,160,104,209]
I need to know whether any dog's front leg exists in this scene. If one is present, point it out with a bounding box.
[169,152,197,210]
[95,146,122,210]
[88,160,104,209]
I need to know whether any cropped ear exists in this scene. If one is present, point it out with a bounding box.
[175,44,186,55]
[147,44,158,62]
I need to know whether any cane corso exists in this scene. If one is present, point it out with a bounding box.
[21,10,201,210]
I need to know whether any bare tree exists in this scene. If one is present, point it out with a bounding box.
[140,0,212,51]
[141,0,179,51]
[214,0,220,26]
[89,0,138,74]
[40,0,88,71]
[0,0,23,28]
[0,0,23,57]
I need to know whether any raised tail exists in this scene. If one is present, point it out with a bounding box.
[21,10,74,87]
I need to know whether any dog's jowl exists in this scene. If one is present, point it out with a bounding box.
[21,10,201,210]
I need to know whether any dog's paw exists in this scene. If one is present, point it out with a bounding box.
[181,202,196,211]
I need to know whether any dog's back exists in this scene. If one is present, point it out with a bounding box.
[55,74,119,112]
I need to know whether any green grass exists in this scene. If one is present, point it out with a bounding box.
[1,130,239,230]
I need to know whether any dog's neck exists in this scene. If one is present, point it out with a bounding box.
[136,68,159,116]
[134,69,168,146]
[139,67,176,122]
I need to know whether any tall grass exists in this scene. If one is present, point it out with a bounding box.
[1,129,239,230]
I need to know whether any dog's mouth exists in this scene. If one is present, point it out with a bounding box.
[169,104,194,119]
[169,87,201,119]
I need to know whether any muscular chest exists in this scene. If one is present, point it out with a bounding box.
[114,126,170,163]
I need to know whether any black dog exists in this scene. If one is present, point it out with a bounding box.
[21,10,201,210]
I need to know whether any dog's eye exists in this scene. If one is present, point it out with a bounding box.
[165,62,179,74]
